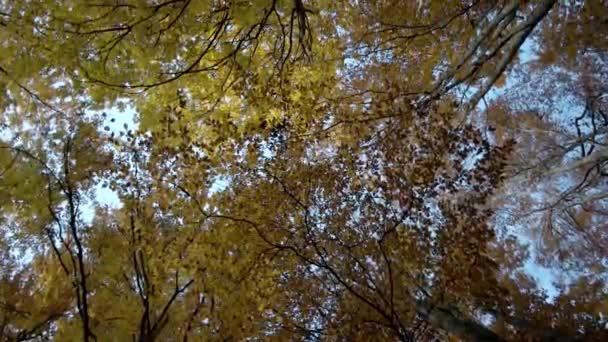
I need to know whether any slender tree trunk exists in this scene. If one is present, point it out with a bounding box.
[416,301,502,342]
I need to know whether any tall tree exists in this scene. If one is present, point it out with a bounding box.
[1,0,606,341]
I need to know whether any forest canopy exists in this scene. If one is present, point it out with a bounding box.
[0,0,607,341]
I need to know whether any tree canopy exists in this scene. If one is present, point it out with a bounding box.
[0,0,607,341]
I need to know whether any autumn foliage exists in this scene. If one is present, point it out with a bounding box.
[0,0,606,341]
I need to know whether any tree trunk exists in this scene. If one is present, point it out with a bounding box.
[416,301,502,342]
